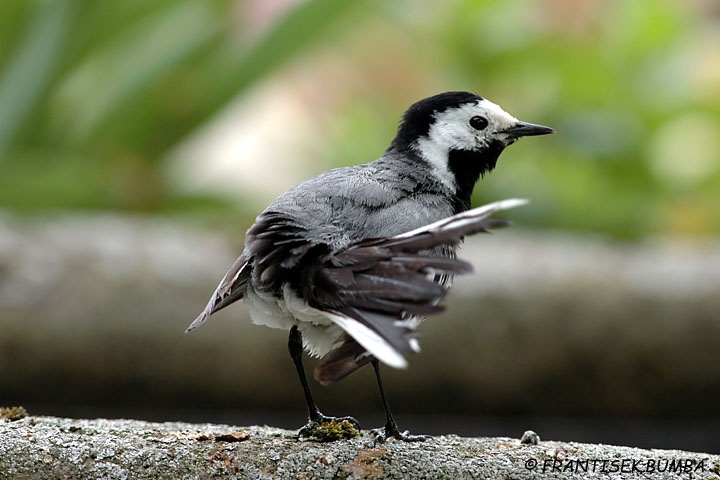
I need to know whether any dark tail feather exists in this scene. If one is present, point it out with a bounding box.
[314,336,373,386]
[185,255,250,333]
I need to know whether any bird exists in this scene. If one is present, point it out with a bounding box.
[186,91,554,442]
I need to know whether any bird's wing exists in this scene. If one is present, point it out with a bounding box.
[186,205,325,334]
[312,198,528,383]
[187,204,335,334]
[185,253,251,333]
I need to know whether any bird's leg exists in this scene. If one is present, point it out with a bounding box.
[288,326,321,422]
[288,325,360,439]
[371,359,428,443]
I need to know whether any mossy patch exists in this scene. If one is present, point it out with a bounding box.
[306,419,359,442]
[1,406,28,422]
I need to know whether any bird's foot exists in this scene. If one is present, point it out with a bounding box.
[297,413,360,442]
[372,422,429,444]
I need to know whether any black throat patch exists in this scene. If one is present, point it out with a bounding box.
[447,141,505,213]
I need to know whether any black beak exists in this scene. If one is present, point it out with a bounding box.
[505,121,555,138]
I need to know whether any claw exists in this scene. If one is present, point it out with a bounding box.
[298,414,361,442]
[372,423,429,444]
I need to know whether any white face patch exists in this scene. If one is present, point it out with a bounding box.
[411,99,520,192]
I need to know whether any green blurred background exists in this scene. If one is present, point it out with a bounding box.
[2,0,719,237]
[2,0,719,452]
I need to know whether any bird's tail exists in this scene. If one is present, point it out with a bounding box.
[185,254,251,333]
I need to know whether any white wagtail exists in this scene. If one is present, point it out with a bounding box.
[187,91,554,442]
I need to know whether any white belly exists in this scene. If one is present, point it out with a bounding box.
[243,284,344,358]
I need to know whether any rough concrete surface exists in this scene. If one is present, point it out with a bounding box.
[1,417,718,480]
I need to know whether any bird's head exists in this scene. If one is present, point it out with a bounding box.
[389,91,554,210]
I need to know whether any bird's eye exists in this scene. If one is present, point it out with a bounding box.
[469,116,489,130]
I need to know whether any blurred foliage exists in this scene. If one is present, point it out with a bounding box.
[1,0,719,239]
[0,0,371,212]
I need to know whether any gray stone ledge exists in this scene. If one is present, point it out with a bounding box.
[1,417,718,480]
